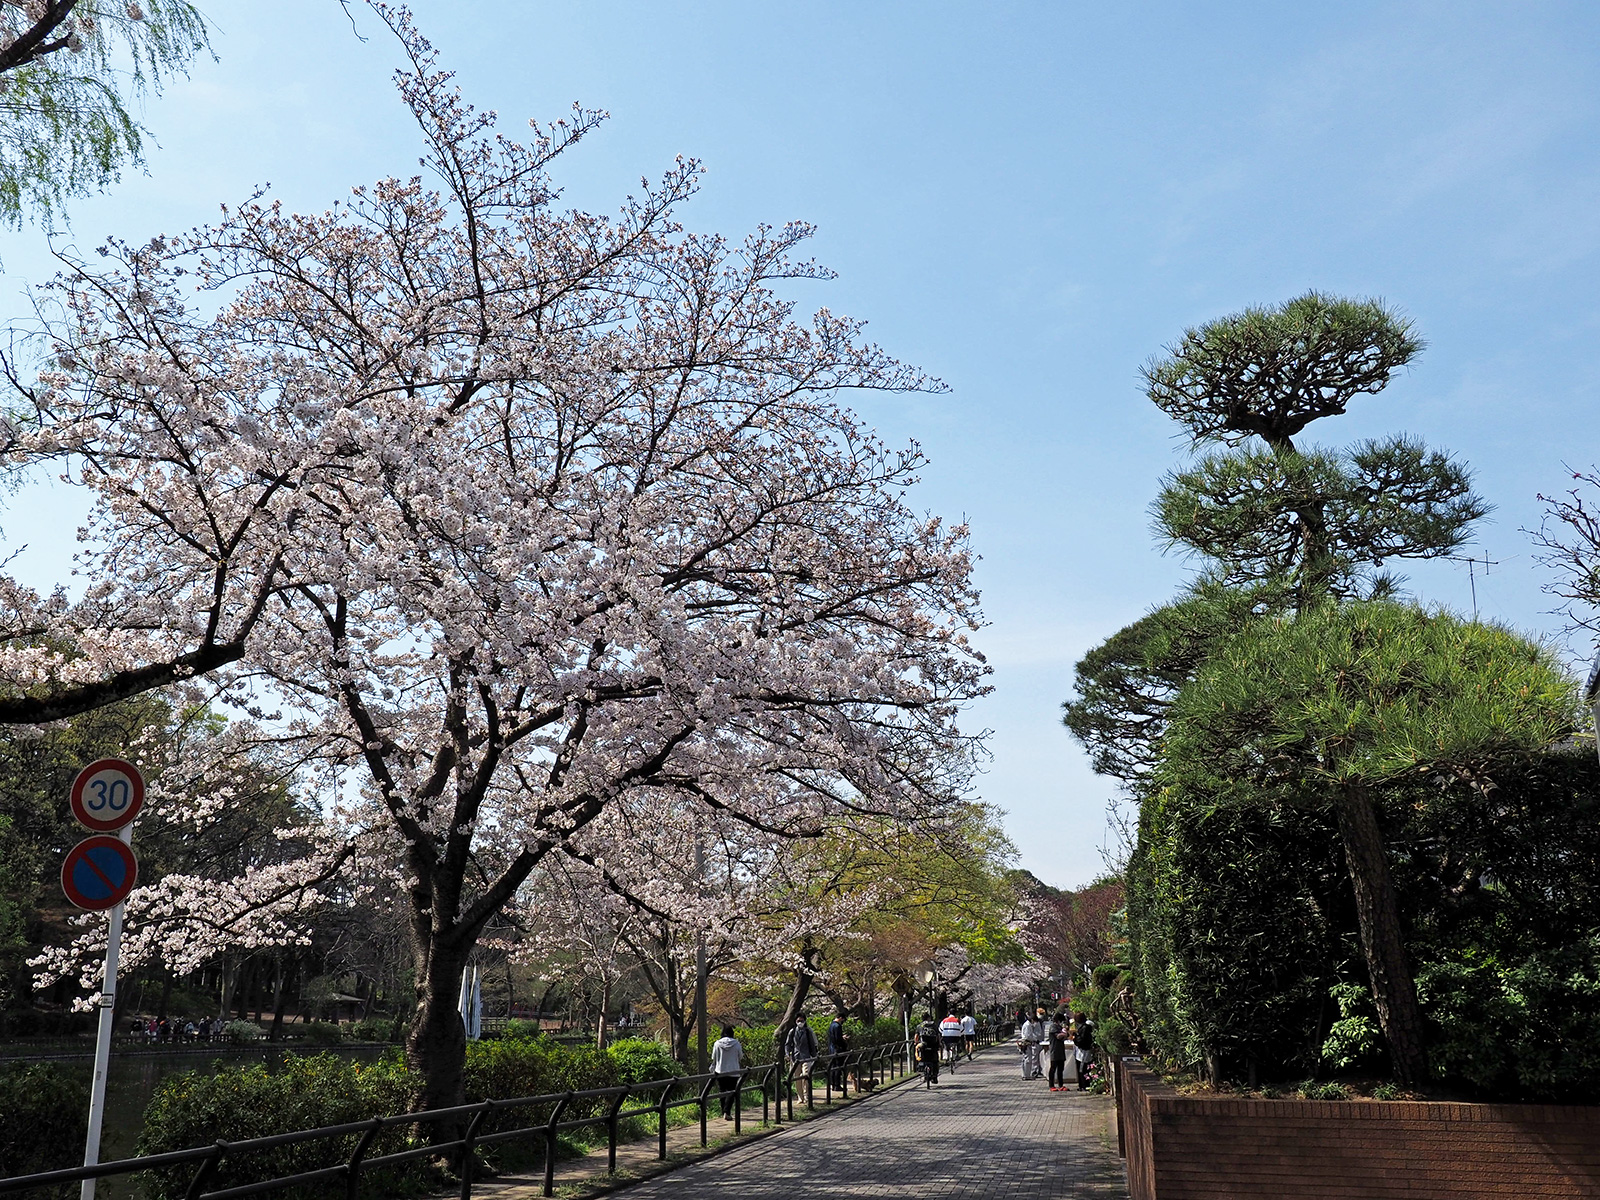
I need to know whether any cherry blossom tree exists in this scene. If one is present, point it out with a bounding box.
[9,7,987,1112]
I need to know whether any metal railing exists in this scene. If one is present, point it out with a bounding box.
[0,1040,922,1200]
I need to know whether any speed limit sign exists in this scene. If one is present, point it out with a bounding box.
[69,758,145,833]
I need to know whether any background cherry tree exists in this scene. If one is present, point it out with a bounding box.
[9,6,987,1111]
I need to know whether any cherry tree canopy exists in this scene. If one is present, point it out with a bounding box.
[7,7,987,1109]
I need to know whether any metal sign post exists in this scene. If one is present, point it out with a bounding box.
[63,759,144,1200]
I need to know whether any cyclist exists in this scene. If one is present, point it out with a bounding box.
[917,1015,942,1086]
[939,1011,963,1068]
[960,1010,977,1060]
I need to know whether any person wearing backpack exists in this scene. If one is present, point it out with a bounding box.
[917,1015,942,1086]
[787,1019,819,1102]
[1072,1012,1096,1090]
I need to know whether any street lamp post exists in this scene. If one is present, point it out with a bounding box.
[911,960,937,1072]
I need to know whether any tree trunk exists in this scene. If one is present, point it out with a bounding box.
[773,956,817,1082]
[269,956,290,1042]
[156,969,173,1020]
[1335,782,1428,1087]
[405,938,470,1120]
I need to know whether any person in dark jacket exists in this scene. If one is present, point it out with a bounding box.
[917,1016,942,1085]
[826,1014,848,1089]
[1047,1012,1071,1090]
[787,1019,819,1102]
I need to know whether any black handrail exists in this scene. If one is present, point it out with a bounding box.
[0,1039,923,1200]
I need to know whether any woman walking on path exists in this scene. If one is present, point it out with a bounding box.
[711,1025,744,1118]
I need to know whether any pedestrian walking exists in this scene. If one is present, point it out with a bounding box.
[711,1025,744,1118]
[826,1013,848,1089]
[787,1018,819,1100]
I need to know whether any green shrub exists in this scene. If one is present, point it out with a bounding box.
[1419,938,1600,1101]
[137,1053,420,1200]
[0,1062,87,1193]
[347,1015,399,1043]
[1299,1081,1348,1101]
[294,1020,344,1045]
[607,1038,681,1085]
[1319,983,1383,1071]
[223,1019,266,1043]
[1370,1082,1401,1100]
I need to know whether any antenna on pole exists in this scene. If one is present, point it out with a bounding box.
[1445,554,1501,621]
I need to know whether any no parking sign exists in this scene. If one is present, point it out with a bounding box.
[60,836,139,911]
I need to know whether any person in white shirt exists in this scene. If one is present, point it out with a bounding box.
[939,1011,963,1064]
[1017,1012,1044,1079]
[711,1025,744,1118]
[959,1011,977,1060]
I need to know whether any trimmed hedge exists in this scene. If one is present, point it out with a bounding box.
[1127,747,1600,1100]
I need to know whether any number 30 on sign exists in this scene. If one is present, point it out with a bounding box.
[70,758,145,833]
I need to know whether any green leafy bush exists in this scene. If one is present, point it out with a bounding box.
[347,1015,399,1043]
[294,1020,344,1045]
[1299,1081,1348,1101]
[1419,938,1600,1101]
[137,1052,419,1200]
[607,1038,681,1085]
[0,1062,87,1193]
[1319,983,1382,1071]
[223,1020,266,1043]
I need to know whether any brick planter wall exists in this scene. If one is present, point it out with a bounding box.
[1115,1058,1600,1200]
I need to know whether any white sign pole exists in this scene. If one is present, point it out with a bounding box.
[79,824,131,1200]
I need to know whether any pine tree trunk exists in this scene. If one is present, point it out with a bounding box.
[1335,782,1428,1087]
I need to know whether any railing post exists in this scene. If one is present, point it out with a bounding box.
[542,1093,572,1198]
[459,1100,492,1200]
[697,1075,715,1147]
[761,1063,772,1125]
[346,1117,384,1200]
[656,1082,671,1160]
[606,1085,630,1175]
[183,1141,228,1200]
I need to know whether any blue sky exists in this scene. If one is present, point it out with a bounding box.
[4,1,1598,889]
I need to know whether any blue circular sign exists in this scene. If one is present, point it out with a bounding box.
[60,836,138,911]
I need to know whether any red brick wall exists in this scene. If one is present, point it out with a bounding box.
[1116,1060,1600,1200]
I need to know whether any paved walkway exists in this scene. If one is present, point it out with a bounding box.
[607,1050,1128,1199]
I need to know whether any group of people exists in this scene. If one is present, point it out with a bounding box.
[139,1015,223,1043]
[783,1013,852,1091]
[709,1014,855,1119]
[1016,1007,1095,1091]
[912,1009,976,1084]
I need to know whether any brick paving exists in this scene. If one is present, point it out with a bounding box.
[603,1049,1128,1199]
